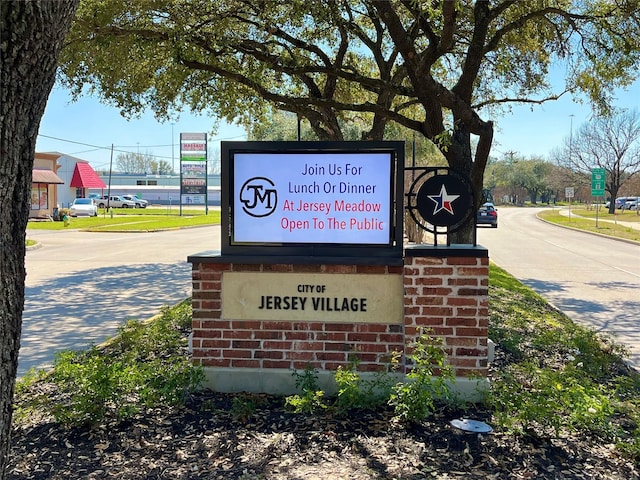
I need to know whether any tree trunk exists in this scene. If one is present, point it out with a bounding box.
[0,2,78,477]
[444,119,493,244]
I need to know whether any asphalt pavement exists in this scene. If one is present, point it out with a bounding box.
[20,225,221,377]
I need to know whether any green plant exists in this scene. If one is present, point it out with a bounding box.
[46,301,204,426]
[285,365,327,414]
[333,355,398,413]
[231,395,259,422]
[389,330,456,422]
[51,349,139,424]
[488,360,616,437]
[12,368,51,423]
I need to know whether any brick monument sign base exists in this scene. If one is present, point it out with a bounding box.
[188,244,489,400]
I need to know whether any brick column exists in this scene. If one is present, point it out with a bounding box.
[403,246,489,378]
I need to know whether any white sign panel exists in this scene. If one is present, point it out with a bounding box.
[232,152,392,244]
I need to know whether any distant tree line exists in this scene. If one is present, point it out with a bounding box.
[115,151,174,175]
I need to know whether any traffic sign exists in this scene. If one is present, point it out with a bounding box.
[565,187,574,198]
[591,168,606,196]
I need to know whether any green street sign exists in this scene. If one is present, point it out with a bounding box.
[591,168,606,196]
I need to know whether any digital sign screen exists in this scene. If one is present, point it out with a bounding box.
[221,141,404,257]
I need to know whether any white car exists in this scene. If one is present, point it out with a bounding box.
[622,197,639,210]
[122,194,148,208]
[69,198,98,217]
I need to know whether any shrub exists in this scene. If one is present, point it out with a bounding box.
[47,300,204,426]
[333,355,398,413]
[389,330,455,422]
[285,366,327,414]
[284,331,458,421]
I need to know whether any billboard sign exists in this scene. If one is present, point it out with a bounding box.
[180,133,207,205]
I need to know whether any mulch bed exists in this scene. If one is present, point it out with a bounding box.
[8,385,639,480]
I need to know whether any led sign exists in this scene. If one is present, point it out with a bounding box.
[221,141,404,257]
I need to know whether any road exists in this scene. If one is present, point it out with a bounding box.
[20,226,221,377]
[477,207,640,370]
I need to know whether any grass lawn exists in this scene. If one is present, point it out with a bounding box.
[27,207,221,232]
[538,208,640,243]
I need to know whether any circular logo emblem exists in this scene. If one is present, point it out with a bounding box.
[416,174,471,227]
[239,177,278,217]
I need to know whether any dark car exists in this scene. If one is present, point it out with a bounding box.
[477,202,498,228]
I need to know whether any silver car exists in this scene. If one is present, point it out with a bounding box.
[122,194,148,208]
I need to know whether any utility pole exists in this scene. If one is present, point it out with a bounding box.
[569,114,574,162]
[171,122,175,174]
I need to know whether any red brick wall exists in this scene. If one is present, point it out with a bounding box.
[190,254,488,379]
[403,255,489,377]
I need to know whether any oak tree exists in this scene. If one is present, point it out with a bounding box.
[0,2,79,476]
[554,109,640,213]
[58,0,640,241]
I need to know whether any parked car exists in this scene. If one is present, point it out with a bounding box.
[69,198,98,217]
[608,197,633,209]
[477,202,498,228]
[622,197,639,210]
[95,195,136,209]
[122,194,148,208]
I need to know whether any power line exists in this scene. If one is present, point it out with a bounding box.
[38,134,173,160]
[37,131,247,162]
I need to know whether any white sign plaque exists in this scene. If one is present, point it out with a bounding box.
[232,152,392,244]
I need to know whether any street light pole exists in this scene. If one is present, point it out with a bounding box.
[171,122,175,175]
[568,114,574,217]
[569,114,574,162]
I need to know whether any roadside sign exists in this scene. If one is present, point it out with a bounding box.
[565,187,574,198]
[591,168,606,196]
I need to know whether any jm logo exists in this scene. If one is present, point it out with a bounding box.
[239,177,278,217]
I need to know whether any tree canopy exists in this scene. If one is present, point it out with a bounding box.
[59,0,640,240]
[488,155,558,204]
[116,151,174,174]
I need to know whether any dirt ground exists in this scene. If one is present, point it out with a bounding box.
[7,384,639,480]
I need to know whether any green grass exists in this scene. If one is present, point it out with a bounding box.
[538,208,640,243]
[488,264,639,458]
[27,208,221,232]
[567,206,640,223]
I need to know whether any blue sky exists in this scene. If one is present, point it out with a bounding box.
[36,79,639,171]
[36,88,247,171]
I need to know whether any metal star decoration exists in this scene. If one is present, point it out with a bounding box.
[428,184,460,215]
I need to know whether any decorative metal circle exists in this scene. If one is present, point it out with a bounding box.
[416,174,472,227]
[405,168,474,235]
